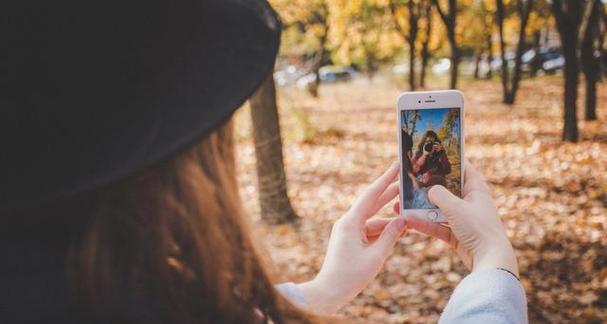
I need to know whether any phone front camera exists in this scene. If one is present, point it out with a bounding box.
[418,100,421,103]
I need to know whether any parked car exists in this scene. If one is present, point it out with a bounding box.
[521,47,564,73]
[542,56,565,74]
[274,65,305,86]
[318,65,355,82]
[296,65,355,88]
[432,58,451,75]
[490,52,515,70]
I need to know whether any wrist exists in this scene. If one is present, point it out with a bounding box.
[296,275,346,315]
[472,240,519,278]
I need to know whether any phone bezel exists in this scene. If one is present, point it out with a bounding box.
[397,90,465,223]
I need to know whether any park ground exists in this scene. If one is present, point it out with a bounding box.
[234,75,607,323]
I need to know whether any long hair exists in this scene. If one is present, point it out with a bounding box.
[63,120,320,323]
[415,130,440,156]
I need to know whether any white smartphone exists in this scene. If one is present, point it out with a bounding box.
[397,90,464,222]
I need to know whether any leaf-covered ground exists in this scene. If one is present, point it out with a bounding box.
[234,76,607,323]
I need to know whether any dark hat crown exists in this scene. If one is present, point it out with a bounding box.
[1,0,281,212]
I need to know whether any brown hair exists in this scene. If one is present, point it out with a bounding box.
[416,130,440,156]
[66,120,320,323]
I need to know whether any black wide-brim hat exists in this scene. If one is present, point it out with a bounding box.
[1,1,281,212]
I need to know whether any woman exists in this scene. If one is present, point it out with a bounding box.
[412,130,452,187]
[2,1,526,323]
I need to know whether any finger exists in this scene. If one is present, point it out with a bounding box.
[428,185,464,219]
[373,218,408,256]
[463,161,491,196]
[365,218,393,237]
[368,161,400,197]
[392,201,400,215]
[367,228,407,244]
[344,163,401,224]
[376,181,400,209]
[366,216,406,243]
[406,216,458,248]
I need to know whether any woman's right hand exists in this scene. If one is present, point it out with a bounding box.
[402,162,519,277]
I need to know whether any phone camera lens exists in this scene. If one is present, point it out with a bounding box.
[418,100,421,103]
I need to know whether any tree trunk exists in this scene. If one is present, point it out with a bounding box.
[249,72,297,224]
[563,49,579,142]
[420,46,430,88]
[530,31,541,77]
[485,34,493,79]
[580,0,601,121]
[552,0,583,142]
[307,18,329,98]
[367,57,377,81]
[448,36,459,89]
[406,0,420,91]
[420,0,432,88]
[308,69,320,98]
[308,46,325,98]
[473,51,482,79]
[498,0,533,105]
[602,6,607,78]
[433,0,458,89]
[408,40,416,90]
[496,0,510,103]
[584,77,597,120]
[506,0,534,104]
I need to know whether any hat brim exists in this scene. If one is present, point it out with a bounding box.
[2,1,281,211]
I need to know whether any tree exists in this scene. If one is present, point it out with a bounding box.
[408,110,422,137]
[438,109,459,152]
[391,0,422,90]
[469,0,493,80]
[249,72,298,224]
[526,0,554,77]
[496,0,535,104]
[273,0,331,97]
[579,0,602,121]
[332,0,399,78]
[551,0,584,142]
[485,32,494,79]
[403,110,422,138]
[601,4,607,78]
[307,1,331,97]
[419,0,434,87]
[433,0,459,89]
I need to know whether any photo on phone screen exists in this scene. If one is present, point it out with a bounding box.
[401,108,462,209]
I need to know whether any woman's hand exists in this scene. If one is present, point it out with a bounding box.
[402,162,518,277]
[297,162,407,314]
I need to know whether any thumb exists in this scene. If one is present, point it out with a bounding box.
[428,185,463,219]
[373,217,407,255]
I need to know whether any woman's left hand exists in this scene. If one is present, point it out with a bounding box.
[296,162,407,314]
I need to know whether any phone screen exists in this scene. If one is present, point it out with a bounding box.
[401,108,462,210]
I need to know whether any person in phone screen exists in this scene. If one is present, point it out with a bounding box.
[412,130,452,188]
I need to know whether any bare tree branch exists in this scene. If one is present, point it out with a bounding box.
[432,0,448,25]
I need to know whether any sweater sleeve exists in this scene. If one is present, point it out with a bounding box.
[275,282,306,307]
[439,269,528,324]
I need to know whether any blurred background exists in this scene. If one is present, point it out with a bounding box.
[235,1,607,322]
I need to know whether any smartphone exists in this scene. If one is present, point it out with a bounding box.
[397,90,464,222]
